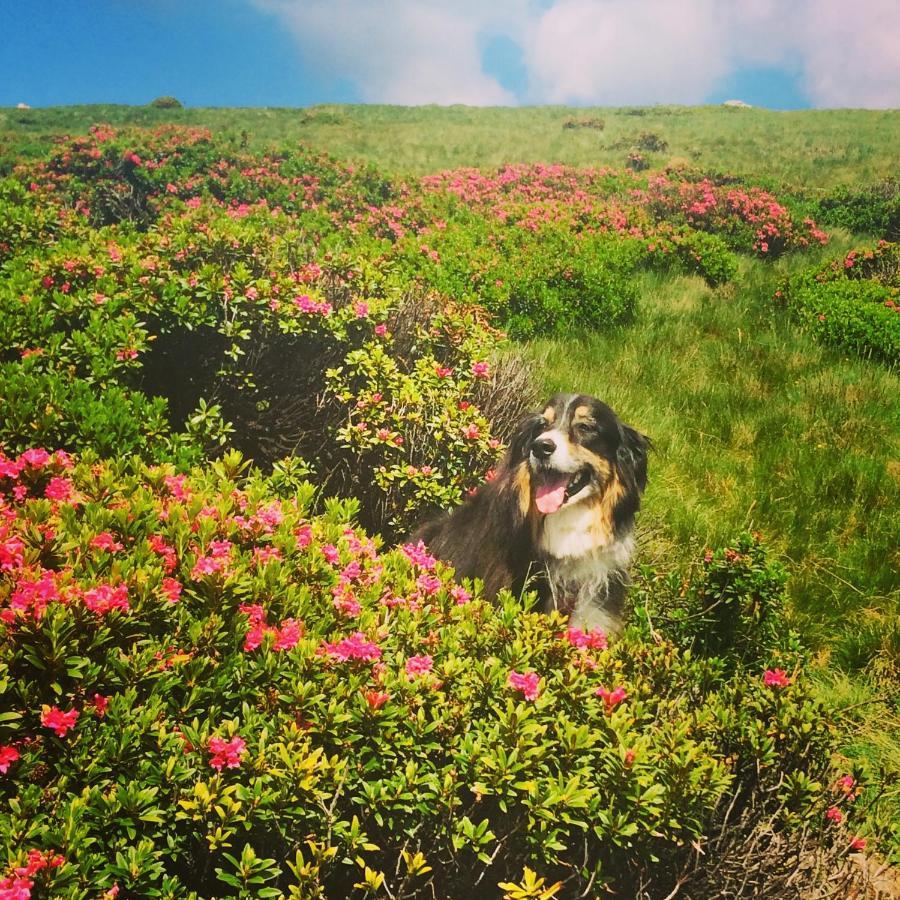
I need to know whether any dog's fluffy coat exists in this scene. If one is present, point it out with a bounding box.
[415,393,649,635]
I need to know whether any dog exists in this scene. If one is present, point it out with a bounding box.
[415,393,649,636]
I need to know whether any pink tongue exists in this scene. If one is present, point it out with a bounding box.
[534,474,570,515]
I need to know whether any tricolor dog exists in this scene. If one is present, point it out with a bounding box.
[415,393,649,635]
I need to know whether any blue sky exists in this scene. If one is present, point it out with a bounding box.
[2,1,897,109]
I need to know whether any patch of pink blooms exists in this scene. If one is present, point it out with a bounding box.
[208,735,246,770]
[763,668,791,689]
[318,631,382,663]
[565,627,608,651]
[405,654,434,677]
[507,670,541,701]
[82,583,130,615]
[0,744,20,773]
[41,705,79,737]
[596,686,628,714]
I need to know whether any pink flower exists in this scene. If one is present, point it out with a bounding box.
[363,689,391,710]
[471,361,490,379]
[161,577,182,603]
[44,477,74,502]
[849,836,866,851]
[450,585,471,605]
[83,583,130,615]
[273,619,302,652]
[0,744,20,773]
[401,541,436,570]
[434,365,453,378]
[41,705,79,737]
[295,524,313,549]
[19,448,50,469]
[90,532,123,552]
[374,324,387,336]
[763,668,791,689]
[405,654,434,677]
[463,423,480,440]
[565,627,608,651]
[208,736,246,770]
[92,694,109,717]
[354,301,369,318]
[507,670,541,701]
[416,573,442,596]
[0,532,25,572]
[596,685,628,714]
[319,632,382,663]
[243,622,268,652]
[825,806,844,824]
[321,544,340,564]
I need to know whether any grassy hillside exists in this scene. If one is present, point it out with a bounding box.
[1,105,898,862]
[2,103,900,189]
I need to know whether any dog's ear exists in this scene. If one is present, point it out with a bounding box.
[506,412,545,465]
[617,425,651,493]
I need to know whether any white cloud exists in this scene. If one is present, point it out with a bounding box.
[254,0,529,104]
[255,0,900,108]
[524,0,730,105]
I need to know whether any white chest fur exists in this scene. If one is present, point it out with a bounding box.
[538,503,634,635]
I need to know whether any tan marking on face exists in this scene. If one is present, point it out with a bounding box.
[512,461,531,518]
[573,404,593,423]
[542,405,556,425]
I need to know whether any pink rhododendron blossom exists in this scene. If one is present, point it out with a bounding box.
[825,806,844,824]
[161,577,182,603]
[0,532,25,572]
[471,361,490,378]
[463,423,480,440]
[596,686,628,714]
[507,670,541,701]
[363,689,390,709]
[319,632,382,663]
[295,524,313,549]
[90,532,123,552]
[565,627,608,651]
[0,745,20,773]
[44,477,74,502]
[405,655,434,677]
[41,705,79,737]
[401,541,436,570]
[273,619,302,652]
[763,668,791,688]
[849,836,866,851]
[415,573,442,596]
[19,449,50,468]
[92,694,109,717]
[450,585,471,605]
[208,736,246,770]
[321,544,340,564]
[83,584,130,615]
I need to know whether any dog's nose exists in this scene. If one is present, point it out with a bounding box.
[531,436,556,460]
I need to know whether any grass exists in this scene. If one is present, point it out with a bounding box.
[3,103,900,189]
[530,252,899,661]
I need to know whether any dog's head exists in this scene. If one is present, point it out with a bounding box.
[508,393,650,519]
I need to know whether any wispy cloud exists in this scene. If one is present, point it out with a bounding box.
[254,0,900,108]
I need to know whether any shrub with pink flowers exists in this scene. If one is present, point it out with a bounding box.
[777,240,900,364]
[0,450,873,897]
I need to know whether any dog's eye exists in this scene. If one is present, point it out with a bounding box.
[574,422,595,437]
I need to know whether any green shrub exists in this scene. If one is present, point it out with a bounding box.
[149,96,184,109]
[815,179,900,241]
[778,241,900,364]
[0,452,870,898]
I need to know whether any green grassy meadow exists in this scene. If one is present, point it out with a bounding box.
[2,102,899,852]
[3,103,900,189]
